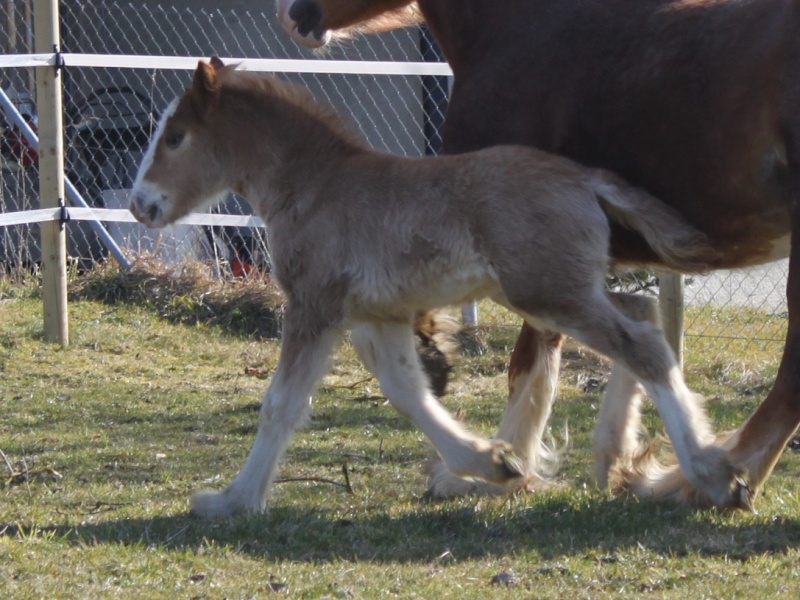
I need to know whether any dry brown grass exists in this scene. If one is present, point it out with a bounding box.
[69,257,284,339]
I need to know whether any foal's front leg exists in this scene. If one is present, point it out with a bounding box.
[191,310,339,518]
[351,322,523,485]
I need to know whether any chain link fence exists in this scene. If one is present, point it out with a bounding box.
[0,0,788,357]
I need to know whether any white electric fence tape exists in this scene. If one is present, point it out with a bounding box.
[0,208,266,228]
[0,53,453,76]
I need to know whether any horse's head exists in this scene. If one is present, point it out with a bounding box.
[276,0,418,48]
[130,57,230,229]
[277,0,332,47]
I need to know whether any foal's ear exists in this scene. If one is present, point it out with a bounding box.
[194,61,221,96]
[191,61,222,116]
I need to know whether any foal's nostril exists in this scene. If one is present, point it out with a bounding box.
[146,203,161,223]
[128,195,141,217]
[289,0,322,36]
[129,194,147,218]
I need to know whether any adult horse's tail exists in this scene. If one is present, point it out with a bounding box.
[593,171,717,273]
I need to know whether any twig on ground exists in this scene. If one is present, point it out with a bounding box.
[1,460,62,489]
[348,395,387,403]
[56,500,132,516]
[330,377,374,390]
[0,449,14,474]
[342,464,353,493]
[275,464,355,493]
[164,525,190,544]
[292,450,375,463]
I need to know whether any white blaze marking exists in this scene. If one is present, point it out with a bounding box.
[132,97,179,193]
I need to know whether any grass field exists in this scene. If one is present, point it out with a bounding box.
[1,267,799,598]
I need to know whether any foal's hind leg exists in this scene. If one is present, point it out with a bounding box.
[523,292,744,509]
[593,292,659,488]
[351,322,523,485]
[191,309,339,518]
[426,324,563,498]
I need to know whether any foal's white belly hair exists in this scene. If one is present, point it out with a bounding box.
[346,258,499,321]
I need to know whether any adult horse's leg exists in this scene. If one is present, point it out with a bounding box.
[425,323,564,497]
[724,130,800,495]
[425,293,657,499]
[618,128,800,507]
[351,322,524,484]
[727,270,800,493]
[191,307,339,517]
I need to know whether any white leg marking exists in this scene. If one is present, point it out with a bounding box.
[424,334,562,498]
[351,322,522,483]
[191,325,339,517]
[497,336,562,476]
[593,365,644,488]
[517,291,737,507]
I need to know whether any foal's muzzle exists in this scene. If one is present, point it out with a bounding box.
[129,191,165,228]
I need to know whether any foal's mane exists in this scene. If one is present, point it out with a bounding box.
[215,66,370,151]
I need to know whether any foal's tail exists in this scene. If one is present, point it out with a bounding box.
[592,170,718,273]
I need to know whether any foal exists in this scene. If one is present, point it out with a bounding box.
[130,58,744,517]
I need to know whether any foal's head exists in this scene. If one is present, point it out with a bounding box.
[130,57,369,229]
[129,57,234,228]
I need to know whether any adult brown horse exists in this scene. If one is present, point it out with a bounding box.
[275,0,800,511]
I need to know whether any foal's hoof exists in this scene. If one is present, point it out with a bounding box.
[690,475,755,513]
[190,490,236,519]
[728,477,756,513]
[492,441,525,481]
[190,488,265,519]
[693,447,757,511]
[611,447,758,512]
[424,452,552,499]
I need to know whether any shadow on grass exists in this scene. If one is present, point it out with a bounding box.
[4,496,800,564]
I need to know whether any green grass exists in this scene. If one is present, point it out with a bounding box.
[1,272,799,598]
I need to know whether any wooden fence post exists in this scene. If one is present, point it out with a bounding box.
[658,271,684,369]
[33,0,68,346]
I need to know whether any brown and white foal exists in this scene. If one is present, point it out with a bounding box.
[129,58,745,517]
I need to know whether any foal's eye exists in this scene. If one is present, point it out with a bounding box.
[164,129,185,149]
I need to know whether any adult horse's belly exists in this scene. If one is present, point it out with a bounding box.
[442,81,792,272]
[609,173,791,271]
